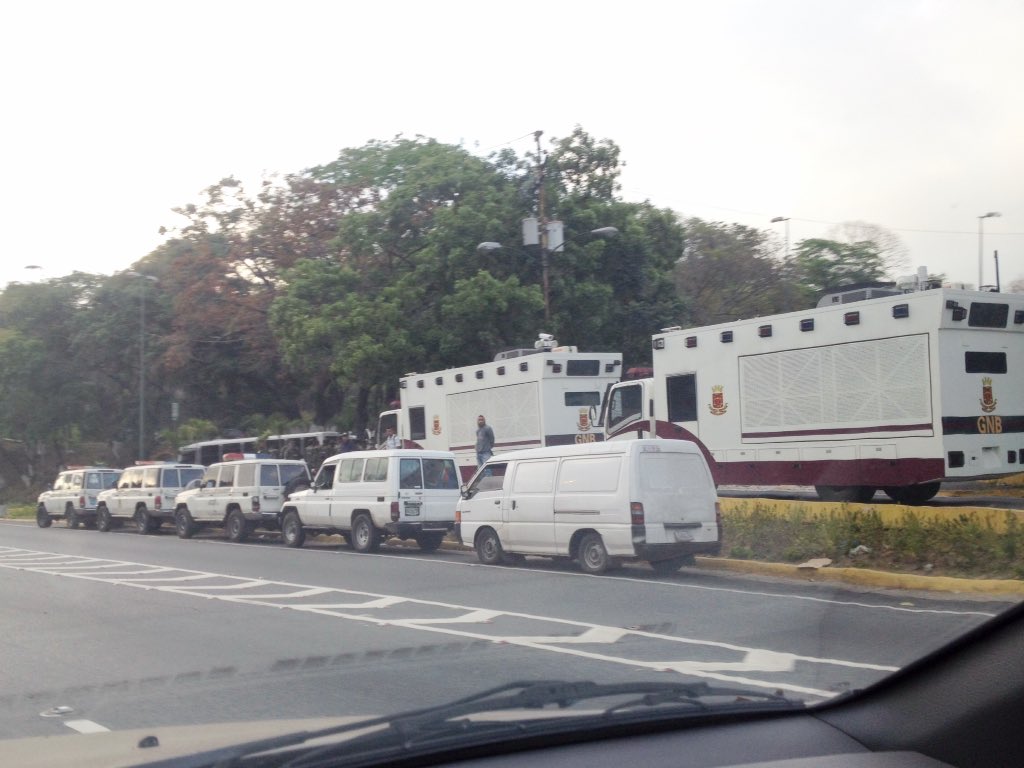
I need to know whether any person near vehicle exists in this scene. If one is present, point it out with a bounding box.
[338,433,356,453]
[379,427,400,449]
[475,414,495,466]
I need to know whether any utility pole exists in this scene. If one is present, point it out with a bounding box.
[534,130,551,325]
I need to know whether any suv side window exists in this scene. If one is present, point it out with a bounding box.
[218,465,236,488]
[118,470,134,490]
[236,463,256,487]
[363,458,388,482]
[278,464,306,486]
[423,458,458,489]
[201,466,219,488]
[72,473,84,490]
[313,463,336,489]
[143,467,160,488]
[85,472,103,490]
[399,458,423,489]
[339,458,365,482]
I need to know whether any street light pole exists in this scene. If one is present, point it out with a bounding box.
[977,212,1000,289]
[770,216,790,258]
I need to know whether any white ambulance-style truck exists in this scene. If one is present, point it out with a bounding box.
[600,287,1024,504]
[377,336,624,481]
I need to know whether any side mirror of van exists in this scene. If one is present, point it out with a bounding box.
[460,483,474,500]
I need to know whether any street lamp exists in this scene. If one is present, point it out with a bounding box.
[770,216,791,258]
[977,212,1001,289]
[126,271,159,459]
[477,226,619,323]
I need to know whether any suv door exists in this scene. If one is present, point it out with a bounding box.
[306,461,337,526]
[419,456,460,523]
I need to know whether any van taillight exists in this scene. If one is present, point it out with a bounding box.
[252,496,261,513]
[630,502,645,526]
[391,502,400,522]
[154,495,162,511]
[78,495,85,509]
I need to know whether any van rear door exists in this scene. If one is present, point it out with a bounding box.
[636,446,717,544]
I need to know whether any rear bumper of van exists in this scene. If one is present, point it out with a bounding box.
[387,521,454,539]
[633,541,722,560]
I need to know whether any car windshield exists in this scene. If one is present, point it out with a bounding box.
[0,2,1021,764]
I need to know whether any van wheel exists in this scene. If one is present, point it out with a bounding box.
[66,506,81,529]
[281,511,306,548]
[226,510,250,543]
[351,513,380,553]
[36,505,52,528]
[475,528,505,566]
[97,506,113,532]
[649,555,695,575]
[175,508,197,539]
[415,533,445,552]
[578,533,610,575]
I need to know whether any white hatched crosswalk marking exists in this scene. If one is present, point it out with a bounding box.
[1,546,901,699]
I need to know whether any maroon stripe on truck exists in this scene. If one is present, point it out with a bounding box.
[714,457,946,487]
[741,423,933,439]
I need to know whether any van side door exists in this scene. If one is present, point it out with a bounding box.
[505,459,558,553]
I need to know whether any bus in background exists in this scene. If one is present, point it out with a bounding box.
[177,431,343,466]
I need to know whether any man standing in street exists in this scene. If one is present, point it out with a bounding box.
[475,415,495,466]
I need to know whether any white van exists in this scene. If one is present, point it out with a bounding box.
[279,449,460,552]
[455,439,721,574]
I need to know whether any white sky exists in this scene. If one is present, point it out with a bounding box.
[2,0,1022,292]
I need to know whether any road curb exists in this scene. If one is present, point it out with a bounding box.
[694,556,1024,595]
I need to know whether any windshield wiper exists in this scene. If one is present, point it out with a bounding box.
[132,680,801,768]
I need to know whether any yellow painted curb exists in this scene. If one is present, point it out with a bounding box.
[696,556,1024,595]
[719,497,1024,533]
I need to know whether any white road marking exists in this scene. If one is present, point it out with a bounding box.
[0,545,907,700]
[63,719,110,734]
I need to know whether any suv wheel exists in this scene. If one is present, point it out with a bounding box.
[175,508,197,539]
[226,509,250,543]
[351,513,380,553]
[97,506,113,533]
[415,532,445,553]
[281,511,306,548]
[36,505,52,528]
[66,506,81,529]
[135,509,154,535]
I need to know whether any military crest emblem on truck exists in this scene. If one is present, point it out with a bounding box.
[980,377,997,413]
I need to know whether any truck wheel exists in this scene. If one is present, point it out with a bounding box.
[36,505,52,528]
[475,528,505,566]
[415,533,445,552]
[66,506,81,529]
[351,513,380,553]
[649,554,695,575]
[883,482,941,506]
[226,510,249,543]
[815,485,876,503]
[577,533,610,575]
[97,506,113,533]
[281,511,306,548]
[175,508,197,539]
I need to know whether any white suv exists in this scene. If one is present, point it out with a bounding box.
[279,449,460,552]
[36,467,123,529]
[96,463,205,534]
[173,457,309,542]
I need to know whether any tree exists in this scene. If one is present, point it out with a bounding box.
[674,219,800,325]
[825,220,909,275]
[787,238,888,299]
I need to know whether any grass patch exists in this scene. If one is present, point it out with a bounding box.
[721,501,1024,579]
[2,503,36,520]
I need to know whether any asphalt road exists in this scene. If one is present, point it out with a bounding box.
[0,521,1014,741]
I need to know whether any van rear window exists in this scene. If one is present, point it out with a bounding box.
[640,452,707,492]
